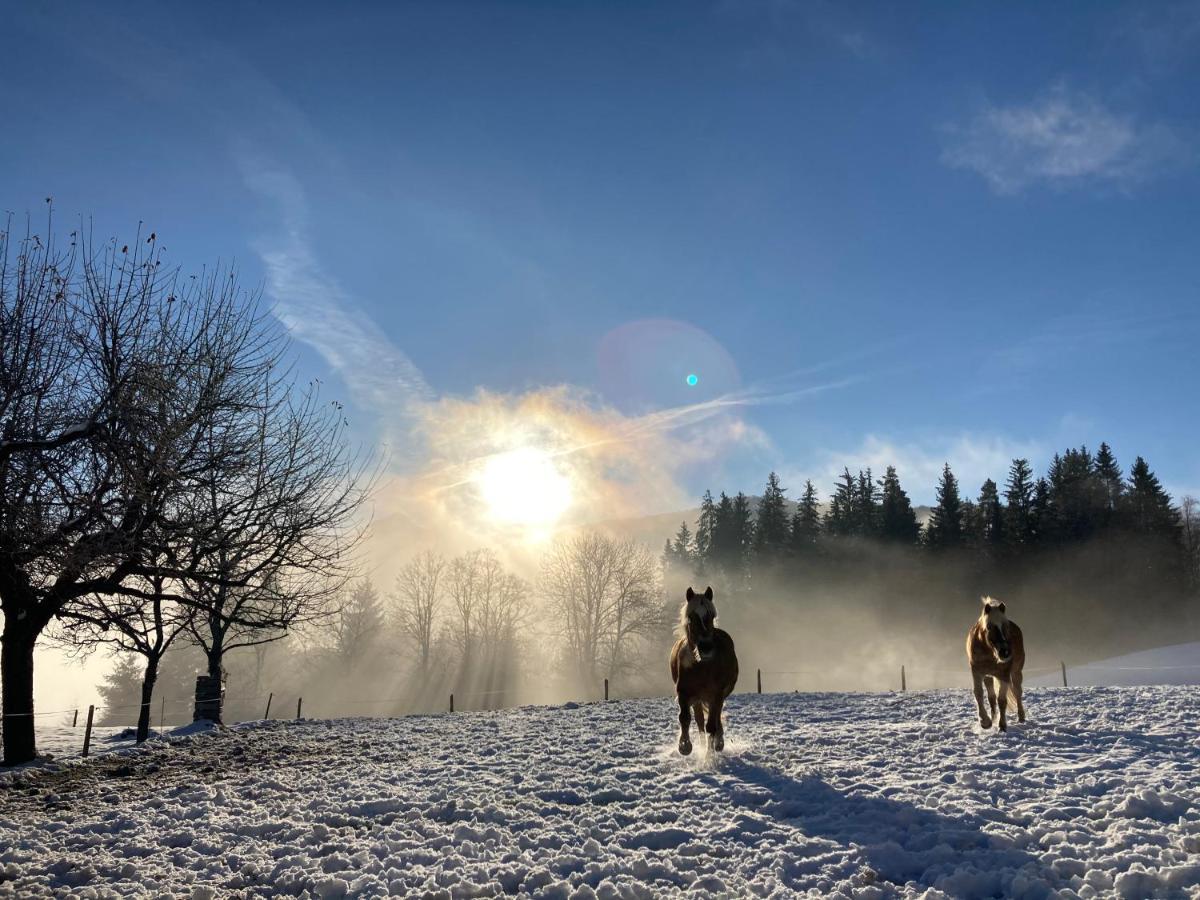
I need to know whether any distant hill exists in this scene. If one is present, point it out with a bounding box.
[587,497,933,551]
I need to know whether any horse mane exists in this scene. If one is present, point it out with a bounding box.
[676,599,690,639]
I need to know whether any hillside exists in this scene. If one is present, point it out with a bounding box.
[1030,642,1200,688]
[3,687,1198,897]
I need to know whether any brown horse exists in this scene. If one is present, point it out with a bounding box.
[966,596,1026,731]
[669,586,738,755]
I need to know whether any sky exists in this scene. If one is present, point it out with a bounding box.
[3,0,1199,546]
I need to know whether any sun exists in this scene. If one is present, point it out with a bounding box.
[478,447,573,527]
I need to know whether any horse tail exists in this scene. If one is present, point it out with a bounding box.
[993,676,1018,710]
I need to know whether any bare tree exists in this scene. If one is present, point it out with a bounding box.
[55,573,194,742]
[175,379,371,723]
[539,533,662,684]
[446,550,484,662]
[0,214,269,763]
[392,551,446,673]
[0,211,371,761]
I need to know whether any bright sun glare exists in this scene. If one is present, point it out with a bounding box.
[478,447,573,527]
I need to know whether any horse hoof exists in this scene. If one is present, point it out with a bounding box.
[979,717,992,730]
[1018,713,1026,723]
[713,735,724,752]
[998,720,1007,732]
[678,738,692,756]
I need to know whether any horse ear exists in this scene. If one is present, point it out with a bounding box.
[981,596,990,607]
[704,586,713,600]
[686,587,695,601]
[998,602,1006,613]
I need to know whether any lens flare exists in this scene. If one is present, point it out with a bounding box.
[686,373,699,386]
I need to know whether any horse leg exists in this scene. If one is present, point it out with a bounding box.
[985,676,998,722]
[706,695,725,752]
[691,701,705,736]
[677,693,693,755]
[996,679,1010,732]
[972,670,992,729]
[1013,671,1026,723]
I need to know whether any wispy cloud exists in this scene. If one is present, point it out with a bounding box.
[942,84,1191,194]
[1122,1,1200,73]
[987,309,1196,382]
[793,432,1048,504]
[715,0,880,63]
[242,159,433,437]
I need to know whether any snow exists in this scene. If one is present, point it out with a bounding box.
[1,687,1198,898]
[1,720,218,771]
[1029,642,1200,688]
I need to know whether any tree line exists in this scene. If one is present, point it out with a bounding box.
[97,533,667,719]
[665,449,1199,602]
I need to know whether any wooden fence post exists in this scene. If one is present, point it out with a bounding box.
[901,665,906,692]
[82,705,95,758]
[449,693,455,713]
[757,669,762,694]
[604,678,609,701]
[296,697,303,720]
[264,692,273,719]
[72,708,78,728]
[1061,661,1067,687]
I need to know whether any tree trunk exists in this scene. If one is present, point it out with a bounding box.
[136,657,159,744]
[1,620,38,766]
[193,647,224,724]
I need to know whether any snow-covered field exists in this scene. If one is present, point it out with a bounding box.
[1029,642,1200,688]
[2,687,1199,898]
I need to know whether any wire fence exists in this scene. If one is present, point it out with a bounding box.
[4,654,1197,764]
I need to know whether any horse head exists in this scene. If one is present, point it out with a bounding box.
[979,596,1012,664]
[681,586,718,662]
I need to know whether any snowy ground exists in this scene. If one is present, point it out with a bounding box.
[1,687,1199,899]
[1029,642,1200,688]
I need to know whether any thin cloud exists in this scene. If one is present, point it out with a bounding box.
[799,433,1047,505]
[242,159,434,436]
[942,84,1191,194]
[989,310,1196,379]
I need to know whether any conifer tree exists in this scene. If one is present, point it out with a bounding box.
[824,468,856,537]
[753,472,790,563]
[789,479,822,555]
[878,466,920,544]
[925,463,964,549]
[1094,442,1123,526]
[1124,457,1178,537]
[1030,477,1051,544]
[672,521,695,564]
[976,478,1004,548]
[855,469,881,538]
[733,492,755,570]
[694,490,717,568]
[710,492,736,572]
[1003,458,1035,546]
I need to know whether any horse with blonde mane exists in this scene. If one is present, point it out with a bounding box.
[669,586,738,755]
[966,596,1026,731]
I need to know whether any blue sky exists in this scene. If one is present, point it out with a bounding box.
[3,1,1199,514]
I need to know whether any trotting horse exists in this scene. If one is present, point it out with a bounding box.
[670,586,738,755]
[966,596,1026,731]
